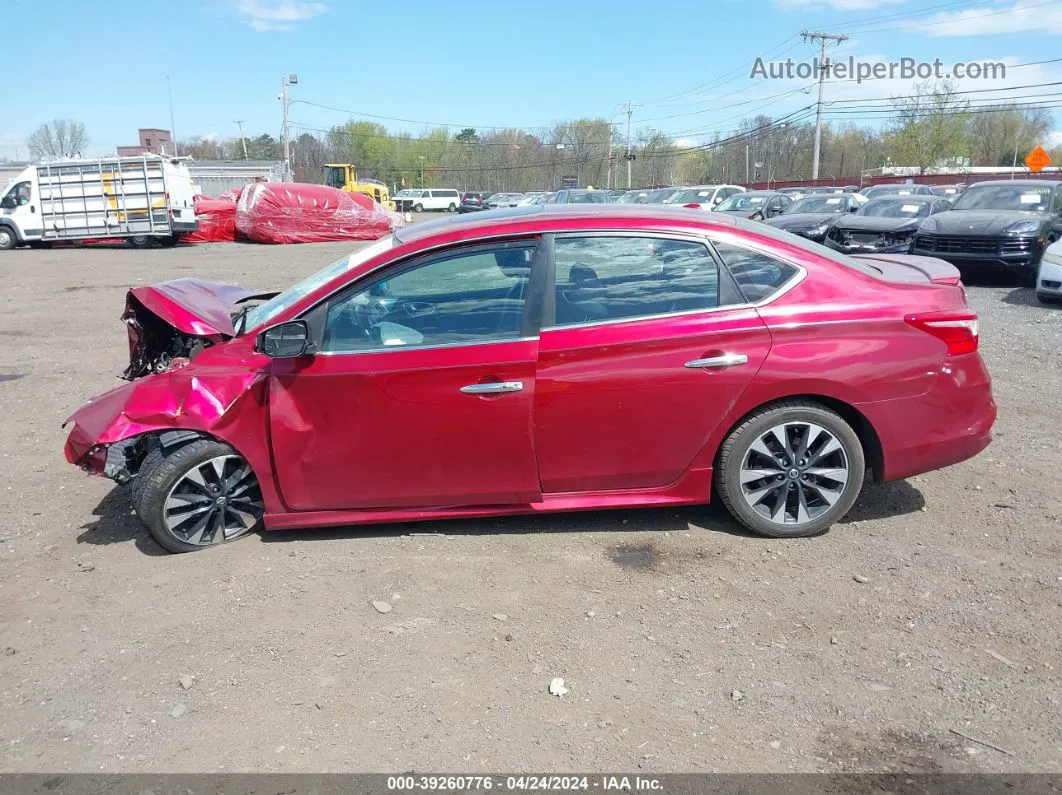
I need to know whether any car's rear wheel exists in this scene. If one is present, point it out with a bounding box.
[128,235,152,248]
[715,402,865,538]
[134,439,264,553]
[448,203,456,212]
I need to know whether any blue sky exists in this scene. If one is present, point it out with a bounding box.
[2,0,1061,159]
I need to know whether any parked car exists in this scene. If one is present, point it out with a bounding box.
[544,189,613,204]
[607,190,627,201]
[810,186,846,194]
[458,191,494,213]
[824,196,951,254]
[617,187,683,204]
[486,192,525,209]
[515,192,547,206]
[911,180,1062,286]
[930,184,966,197]
[713,190,792,220]
[63,205,995,552]
[1036,238,1062,303]
[764,192,868,242]
[393,188,462,213]
[664,184,746,210]
[776,187,812,201]
[860,184,934,199]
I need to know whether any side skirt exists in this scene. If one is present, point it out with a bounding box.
[262,467,714,531]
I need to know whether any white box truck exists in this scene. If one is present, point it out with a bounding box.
[0,155,198,250]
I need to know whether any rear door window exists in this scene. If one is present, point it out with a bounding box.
[551,236,721,326]
[711,241,799,303]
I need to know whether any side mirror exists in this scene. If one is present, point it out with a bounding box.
[0,196,16,209]
[257,320,313,358]
[848,205,859,213]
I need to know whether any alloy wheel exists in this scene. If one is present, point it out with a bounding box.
[162,455,263,546]
[0,230,12,248]
[738,422,850,527]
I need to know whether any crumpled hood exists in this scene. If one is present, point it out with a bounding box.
[128,278,260,337]
[926,209,1053,236]
[832,215,922,233]
[765,212,841,231]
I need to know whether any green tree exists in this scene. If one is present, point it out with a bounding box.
[885,80,971,174]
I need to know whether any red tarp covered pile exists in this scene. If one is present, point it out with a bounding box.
[235,182,396,244]
[183,195,238,243]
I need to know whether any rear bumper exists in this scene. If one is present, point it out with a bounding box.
[172,220,199,233]
[856,352,996,482]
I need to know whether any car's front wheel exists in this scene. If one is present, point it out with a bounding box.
[413,203,424,213]
[715,402,865,538]
[134,439,264,553]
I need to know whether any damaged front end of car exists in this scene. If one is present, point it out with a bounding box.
[64,278,273,484]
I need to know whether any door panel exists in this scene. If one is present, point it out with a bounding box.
[269,340,540,511]
[534,309,771,493]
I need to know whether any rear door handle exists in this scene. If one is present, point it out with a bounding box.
[460,381,524,395]
[684,353,748,369]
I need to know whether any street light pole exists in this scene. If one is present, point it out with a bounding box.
[234,120,248,160]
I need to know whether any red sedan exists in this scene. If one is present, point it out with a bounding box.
[64,205,995,552]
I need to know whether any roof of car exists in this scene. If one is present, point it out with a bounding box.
[866,194,936,202]
[393,203,738,245]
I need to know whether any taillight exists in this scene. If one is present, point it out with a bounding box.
[905,310,979,355]
[683,203,701,209]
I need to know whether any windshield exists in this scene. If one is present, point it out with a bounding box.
[665,188,717,205]
[618,191,650,203]
[787,195,849,214]
[567,192,610,203]
[951,184,1054,212]
[864,185,920,198]
[716,194,768,212]
[859,199,931,218]
[242,236,395,333]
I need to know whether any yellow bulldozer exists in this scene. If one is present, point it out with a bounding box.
[323,164,396,211]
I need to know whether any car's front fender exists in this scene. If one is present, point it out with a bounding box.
[63,367,282,511]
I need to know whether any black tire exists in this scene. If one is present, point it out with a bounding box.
[127,235,152,248]
[715,401,865,538]
[448,203,457,212]
[28,241,53,249]
[0,226,16,250]
[130,446,166,507]
[1037,291,1062,305]
[413,203,424,213]
[159,234,180,247]
[134,439,263,553]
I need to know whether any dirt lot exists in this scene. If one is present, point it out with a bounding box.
[0,232,1060,774]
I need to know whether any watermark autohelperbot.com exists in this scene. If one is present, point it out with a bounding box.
[751,57,1006,84]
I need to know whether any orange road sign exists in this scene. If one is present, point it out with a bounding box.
[1024,146,1051,173]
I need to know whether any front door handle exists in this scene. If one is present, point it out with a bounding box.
[684,353,748,369]
[460,381,524,395]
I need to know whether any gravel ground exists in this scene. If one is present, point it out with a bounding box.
[0,234,1060,774]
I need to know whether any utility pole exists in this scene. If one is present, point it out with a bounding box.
[280,74,297,180]
[625,100,634,190]
[234,120,248,160]
[167,74,179,156]
[801,29,847,181]
[606,122,614,190]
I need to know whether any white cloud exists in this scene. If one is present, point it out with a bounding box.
[236,0,326,32]
[921,1,1062,36]
[201,132,219,142]
[772,0,904,10]
[1048,131,1062,148]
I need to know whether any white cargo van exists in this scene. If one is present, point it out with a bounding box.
[393,188,461,213]
[0,155,198,250]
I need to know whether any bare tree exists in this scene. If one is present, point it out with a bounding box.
[27,119,88,159]
[885,80,971,174]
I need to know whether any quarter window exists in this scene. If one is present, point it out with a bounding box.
[552,236,719,326]
[712,241,798,303]
[323,246,535,352]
